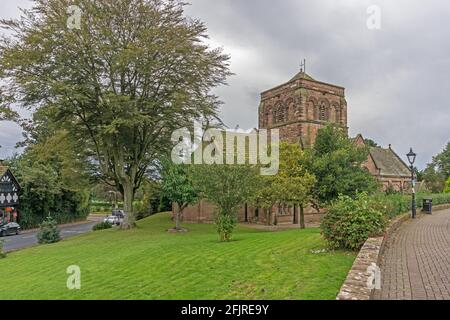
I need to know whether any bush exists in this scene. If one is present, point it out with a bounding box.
[321,193,388,251]
[215,213,237,242]
[37,216,61,244]
[0,239,6,259]
[92,221,113,231]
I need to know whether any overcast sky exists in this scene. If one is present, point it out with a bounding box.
[1,0,449,168]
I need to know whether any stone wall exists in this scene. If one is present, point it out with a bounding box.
[174,200,324,225]
[337,203,450,300]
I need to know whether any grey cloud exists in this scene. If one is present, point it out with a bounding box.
[186,0,450,168]
[1,0,449,168]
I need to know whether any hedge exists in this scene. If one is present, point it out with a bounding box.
[372,193,450,218]
[18,189,90,230]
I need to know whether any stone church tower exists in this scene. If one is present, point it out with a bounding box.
[258,70,348,147]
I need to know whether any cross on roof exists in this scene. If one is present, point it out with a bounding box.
[300,59,306,73]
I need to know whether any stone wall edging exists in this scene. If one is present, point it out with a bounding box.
[336,203,450,300]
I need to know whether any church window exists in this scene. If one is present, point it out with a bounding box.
[319,102,328,121]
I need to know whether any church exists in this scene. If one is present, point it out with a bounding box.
[258,69,410,192]
[177,68,411,224]
[258,69,347,147]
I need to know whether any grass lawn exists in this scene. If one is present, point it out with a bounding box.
[0,213,355,300]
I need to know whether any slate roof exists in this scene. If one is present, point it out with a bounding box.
[369,147,411,178]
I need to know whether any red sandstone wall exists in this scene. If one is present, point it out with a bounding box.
[174,200,324,226]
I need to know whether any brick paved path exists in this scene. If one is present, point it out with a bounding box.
[373,209,450,300]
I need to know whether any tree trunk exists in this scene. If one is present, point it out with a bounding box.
[293,204,297,224]
[120,183,135,229]
[175,205,185,230]
[265,208,271,226]
[299,204,305,229]
[274,206,278,225]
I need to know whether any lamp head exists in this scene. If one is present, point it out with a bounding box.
[406,148,416,165]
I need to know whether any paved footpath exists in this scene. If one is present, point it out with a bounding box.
[373,208,450,300]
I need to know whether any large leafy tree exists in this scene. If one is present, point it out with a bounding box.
[306,124,378,207]
[6,129,91,229]
[0,0,230,228]
[160,158,197,231]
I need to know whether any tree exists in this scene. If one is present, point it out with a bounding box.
[422,164,446,193]
[252,175,278,225]
[0,0,230,229]
[192,164,260,241]
[272,143,315,229]
[6,130,91,229]
[306,124,378,207]
[419,141,449,193]
[37,215,61,244]
[364,138,379,148]
[250,143,315,228]
[445,178,450,194]
[161,158,197,231]
[432,141,450,179]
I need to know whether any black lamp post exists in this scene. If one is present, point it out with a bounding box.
[406,148,417,219]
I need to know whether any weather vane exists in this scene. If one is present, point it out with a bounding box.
[300,59,306,73]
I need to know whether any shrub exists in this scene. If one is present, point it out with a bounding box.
[321,193,388,251]
[37,215,61,244]
[0,239,6,259]
[215,213,237,242]
[92,221,113,231]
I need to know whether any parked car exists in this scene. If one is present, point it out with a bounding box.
[103,215,121,226]
[0,222,21,237]
[111,209,125,219]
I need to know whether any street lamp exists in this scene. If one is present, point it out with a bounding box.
[406,148,417,219]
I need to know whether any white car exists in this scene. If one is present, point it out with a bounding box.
[103,215,120,226]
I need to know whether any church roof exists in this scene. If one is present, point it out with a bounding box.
[289,71,315,82]
[352,134,410,178]
[369,147,411,178]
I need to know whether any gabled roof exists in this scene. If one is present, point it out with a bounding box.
[352,134,411,178]
[369,147,410,178]
[0,165,21,189]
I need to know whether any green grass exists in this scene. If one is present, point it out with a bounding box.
[0,213,355,300]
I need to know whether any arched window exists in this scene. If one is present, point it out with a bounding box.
[319,102,328,121]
